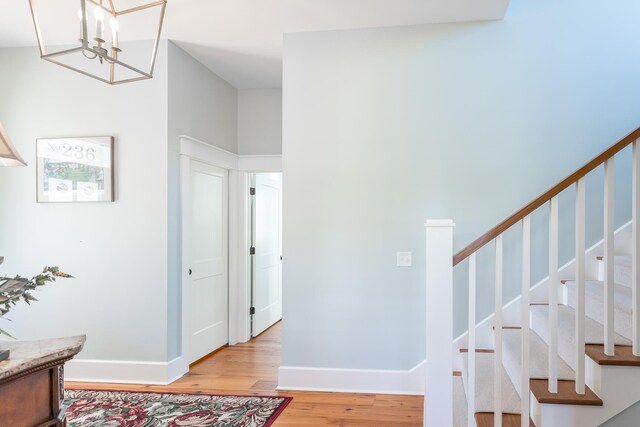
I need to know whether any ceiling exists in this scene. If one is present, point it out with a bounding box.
[0,1,509,89]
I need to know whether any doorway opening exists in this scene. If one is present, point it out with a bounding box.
[249,172,283,338]
[179,135,283,377]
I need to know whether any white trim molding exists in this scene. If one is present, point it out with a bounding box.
[179,136,239,170]
[65,357,186,385]
[277,361,426,395]
[179,135,282,172]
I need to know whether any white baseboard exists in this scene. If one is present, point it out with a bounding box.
[65,356,187,385]
[277,361,426,395]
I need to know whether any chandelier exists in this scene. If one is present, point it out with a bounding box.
[0,123,26,167]
[28,0,167,85]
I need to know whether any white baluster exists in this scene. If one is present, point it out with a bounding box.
[495,235,503,427]
[604,158,615,356]
[549,196,559,393]
[633,141,640,357]
[468,253,476,427]
[521,216,531,427]
[575,178,586,394]
[425,220,455,427]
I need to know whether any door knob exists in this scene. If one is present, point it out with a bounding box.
[189,269,192,276]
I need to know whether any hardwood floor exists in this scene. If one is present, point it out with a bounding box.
[66,322,424,426]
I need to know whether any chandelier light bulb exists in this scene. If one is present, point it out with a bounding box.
[77,8,85,41]
[110,17,119,49]
[94,6,104,41]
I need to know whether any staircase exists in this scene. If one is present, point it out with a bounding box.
[424,128,640,427]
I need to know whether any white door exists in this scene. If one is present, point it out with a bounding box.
[189,161,229,363]
[252,173,283,337]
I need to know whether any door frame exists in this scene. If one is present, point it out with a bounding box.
[179,135,282,374]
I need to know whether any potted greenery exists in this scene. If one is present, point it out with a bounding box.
[0,256,73,361]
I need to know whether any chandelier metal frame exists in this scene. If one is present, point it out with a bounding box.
[28,0,167,85]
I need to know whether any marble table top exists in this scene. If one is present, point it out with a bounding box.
[0,335,86,382]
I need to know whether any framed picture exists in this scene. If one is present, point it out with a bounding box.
[36,136,114,203]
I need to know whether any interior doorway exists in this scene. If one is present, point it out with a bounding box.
[179,135,283,376]
[250,172,283,337]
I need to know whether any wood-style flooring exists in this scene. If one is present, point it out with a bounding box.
[66,322,424,426]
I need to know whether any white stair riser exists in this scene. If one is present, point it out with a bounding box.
[453,376,468,427]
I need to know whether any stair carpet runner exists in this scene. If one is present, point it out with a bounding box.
[455,256,639,426]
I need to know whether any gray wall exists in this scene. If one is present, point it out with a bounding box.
[238,89,282,155]
[282,0,640,371]
[166,41,238,358]
[168,41,238,154]
[601,400,640,426]
[0,43,170,362]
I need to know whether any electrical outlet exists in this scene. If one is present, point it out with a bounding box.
[397,252,412,267]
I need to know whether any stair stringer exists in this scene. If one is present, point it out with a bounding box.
[531,357,640,426]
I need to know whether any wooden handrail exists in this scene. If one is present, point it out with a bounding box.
[453,126,640,266]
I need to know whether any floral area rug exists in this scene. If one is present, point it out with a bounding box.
[64,389,292,427]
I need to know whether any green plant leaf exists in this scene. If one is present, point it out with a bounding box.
[0,266,73,338]
[0,326,15,339]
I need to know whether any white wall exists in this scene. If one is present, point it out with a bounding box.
[282,0,640,373]
[166,41,238,360]
[0,43,170,367]
[238,89,282,155]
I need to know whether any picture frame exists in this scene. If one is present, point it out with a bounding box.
[36,136,114,203]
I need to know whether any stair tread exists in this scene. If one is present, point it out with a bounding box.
[502,328,574,395]
[585,344,640,366]
[460,352,522,414]
[563,280,632,340]
[529,379,603,406]
[460,348,495,353]
[474,413,534,427]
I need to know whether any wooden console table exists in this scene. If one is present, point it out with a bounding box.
[0,336,85,427]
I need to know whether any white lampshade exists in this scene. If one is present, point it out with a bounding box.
[0,123,26,167]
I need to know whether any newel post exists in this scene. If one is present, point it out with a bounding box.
[424,219,455,426]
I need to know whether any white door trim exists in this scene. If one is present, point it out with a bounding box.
[179,135,282,375]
